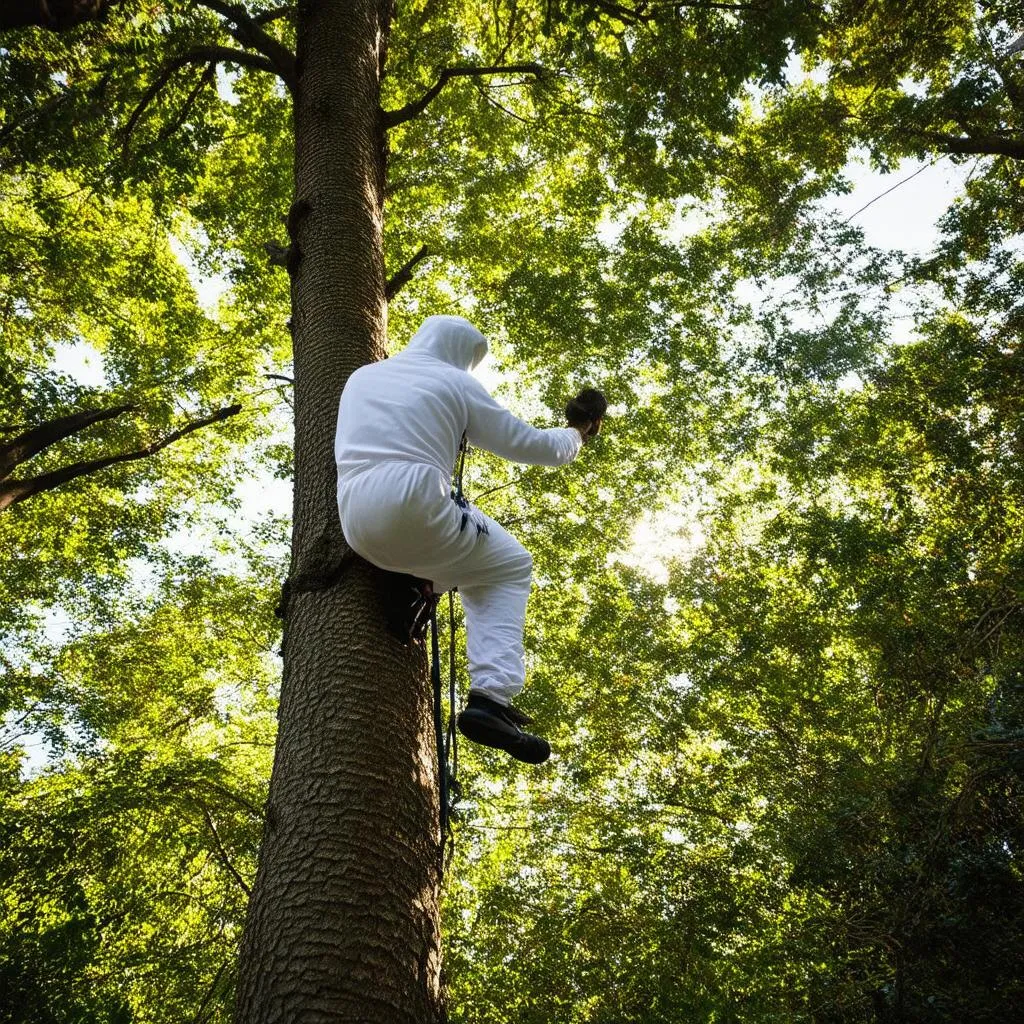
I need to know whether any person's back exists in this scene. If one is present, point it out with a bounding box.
[335,316,486,489]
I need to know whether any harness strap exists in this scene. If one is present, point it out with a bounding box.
[455,431,468,501]
[430,602,448,846]
[453,432,488,536]
[431,432,482,869]
[445,590,461,825]
[432,593,462,872]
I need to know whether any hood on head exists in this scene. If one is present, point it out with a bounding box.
[404,315,488,371]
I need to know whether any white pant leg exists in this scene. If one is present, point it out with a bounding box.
[447,518,532,706]
[338,463,476,575]
[338,464,533,705]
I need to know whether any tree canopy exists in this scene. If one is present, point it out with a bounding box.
[1,0,1022,1021]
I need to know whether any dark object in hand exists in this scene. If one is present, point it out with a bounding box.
[565,388,608,437]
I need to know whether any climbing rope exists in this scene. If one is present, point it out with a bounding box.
[453,431,488,536]
[445,588,461,866]
[432,433,473,870]
[430,601,448,841]
[455,431,468,498]
[430,574,463,870]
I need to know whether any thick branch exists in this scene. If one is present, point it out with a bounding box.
[0,90,71,149]
[253,5,294,25]
[159,62,218,142]
[193,0,297,92]
[980,30,1024,118]
[0,404,241,512]
[0,403,136,479]
[123,47,278,154]
[383,64,545,128]
[385,244,429,300]
[0,0,114,31]
[919,130,1024,160]
[586,0,763,22]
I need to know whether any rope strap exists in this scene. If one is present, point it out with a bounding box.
[430,601,448,842]
[431,596,461,871]
[433,432,474,870]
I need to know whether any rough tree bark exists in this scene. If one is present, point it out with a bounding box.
[232,0,445,1021]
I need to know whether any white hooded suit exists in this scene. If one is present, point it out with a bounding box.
[335,315,582,705]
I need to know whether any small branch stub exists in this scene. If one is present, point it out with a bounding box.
[264,240,291,267]
[385,244,429,300]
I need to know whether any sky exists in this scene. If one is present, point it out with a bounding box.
[833,153,977,254]
[613,150,979,582]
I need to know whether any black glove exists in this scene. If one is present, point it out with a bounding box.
[565,387,607,438]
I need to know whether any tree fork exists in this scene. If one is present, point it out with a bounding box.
[232,0,445,1020]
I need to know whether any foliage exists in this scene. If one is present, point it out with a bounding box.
[1,0,1022,1021]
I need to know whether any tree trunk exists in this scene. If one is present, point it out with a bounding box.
[232,1,445,1021]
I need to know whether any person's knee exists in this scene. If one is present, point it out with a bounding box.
[513,546,533,581]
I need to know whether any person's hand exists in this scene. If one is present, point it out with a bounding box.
[565,388,607,441]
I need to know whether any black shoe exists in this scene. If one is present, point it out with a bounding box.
[457,693,550,764]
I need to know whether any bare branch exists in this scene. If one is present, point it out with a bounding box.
[122,47,278,156]
[385,244,429,300]
[474,81,533,124]
[0,403,136,479]
[200,778,266,820]
[383,64,545,129]
[159,62,218,142]
[193,0,298,91]
[0,404,241,512]
[253,5,294,25]
[201,806,252,896]
[917,130,1024,160]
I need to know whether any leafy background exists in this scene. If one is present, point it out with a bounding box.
[1,1,1022,1021]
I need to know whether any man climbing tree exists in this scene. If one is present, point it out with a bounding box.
[335,314,604,764]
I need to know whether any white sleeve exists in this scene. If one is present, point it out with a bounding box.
[465,378,583,467]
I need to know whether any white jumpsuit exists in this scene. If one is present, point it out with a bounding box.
[335,315,582,706]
